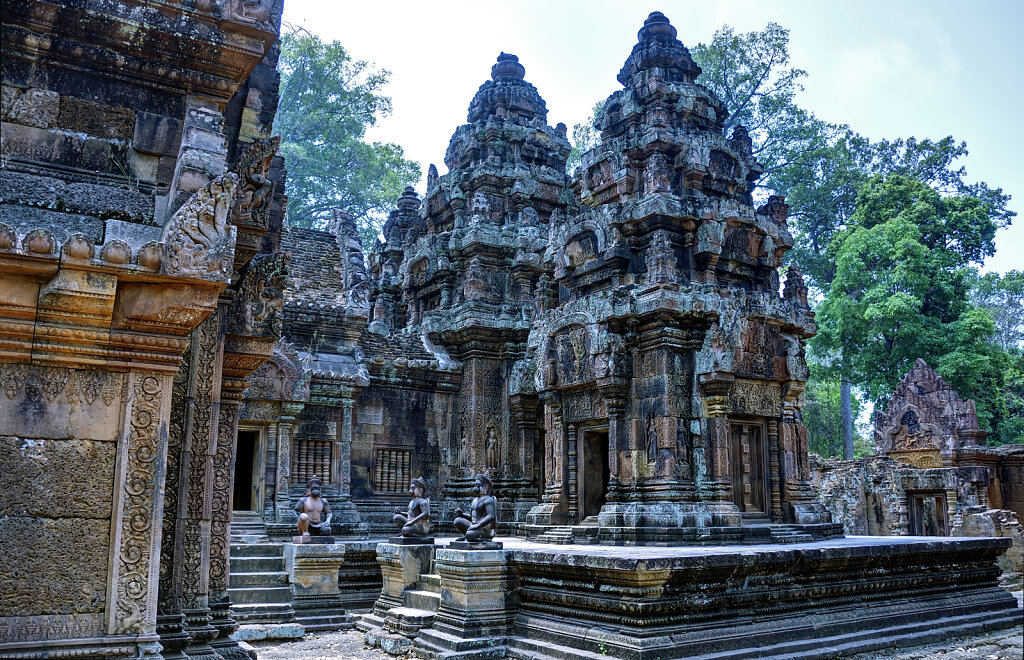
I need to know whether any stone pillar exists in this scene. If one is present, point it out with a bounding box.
[275,402,304,523]
[209,378,247,660]
[526,396,566,525]
[605,397,625,502]
[699,373,740,526]
[768,418,783,522]
[567,423,579,524]
[180,315,224,660]
[156,349,195,660]
[105,370,176,656]
[414,548,515,658]
[284,543,352,631]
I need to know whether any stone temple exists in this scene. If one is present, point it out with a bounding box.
[1,4,1020,660]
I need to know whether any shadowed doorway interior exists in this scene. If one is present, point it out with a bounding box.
[234,429,259,511]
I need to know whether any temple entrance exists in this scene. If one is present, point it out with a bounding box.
[730,422,767,514]
[580,429,610,520]
[908,492,948,536]
[233,429,260,511]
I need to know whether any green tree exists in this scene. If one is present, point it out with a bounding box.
[690,23,836,180]
[971,270,1024,351]
[802,360,868,458]
[815,175,1009,435]
[274,26,420,244]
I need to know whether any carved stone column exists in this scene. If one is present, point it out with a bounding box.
[768,418,783,522]
[209,377,248,660]
[566,423,579,524]
[698,372,740,526]
[605,397,625,502]
[275,402,305,523]
[180,314,225,660]
[526,395,566,525]
[106,370,176,656]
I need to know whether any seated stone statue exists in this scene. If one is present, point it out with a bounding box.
[393,476,431,537]
[294,476,332,537]
[453,474,497,542]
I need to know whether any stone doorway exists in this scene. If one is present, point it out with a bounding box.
[908,492,948,536]
[233,429,261,511]
[580,429,610,520]
[730,422,768,515]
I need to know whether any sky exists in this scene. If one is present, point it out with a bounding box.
[281,0,1024,275]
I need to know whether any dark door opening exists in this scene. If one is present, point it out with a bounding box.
[233,430,258,511]
[730,422,767,514]
[581,430,610,520]
[908,492,948,536]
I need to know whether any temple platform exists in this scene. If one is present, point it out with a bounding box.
[362,535,1021,660]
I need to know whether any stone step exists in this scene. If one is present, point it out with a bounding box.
[383,606,435,636]
[404,589,441,612]
[294,613,353,633]
[507,636,612,660]
[230,542,284,558]
[228,570,288,588]
[695,609,1023,659]
[418,573,441,591]
[230,556,285,573]
[231,602,296,624]
[228,585,293,605]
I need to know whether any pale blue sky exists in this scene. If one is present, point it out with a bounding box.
[283,0,1024,275]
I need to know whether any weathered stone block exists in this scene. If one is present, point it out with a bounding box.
[7,88,59,128]
[58,96,135,140]
[0,205,104,241]
[0,517,111,616]
[0,436,115,519]
[132,112,182,156]
[65,182,153,221]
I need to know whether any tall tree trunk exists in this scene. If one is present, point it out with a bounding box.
[840,375,854,459]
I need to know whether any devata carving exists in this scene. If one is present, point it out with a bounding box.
[227,251,290,337]
[161,173,239,282]
[231,136,280,230]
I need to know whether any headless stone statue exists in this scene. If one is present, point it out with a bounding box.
[393,476,431,537]
[294,476,332,538]
[453,474,497,543]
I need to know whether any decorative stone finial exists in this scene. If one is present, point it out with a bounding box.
[638,11,677,41]
[618,11,702,86]
[396,186,421,211]
[491,52,526,81]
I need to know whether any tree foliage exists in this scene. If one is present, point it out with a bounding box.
[814,174,1013,437]
[274,26,420,244]
[690,23,836,180]
[971,270,1024,351]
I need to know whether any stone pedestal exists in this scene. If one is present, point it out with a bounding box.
[283,542,352,632]
[371,542,436,618]
[414,547,515,659]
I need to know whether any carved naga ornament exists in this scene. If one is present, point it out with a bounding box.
[232,136,280,230]
[161,172,238,282]
[227,251,291,338]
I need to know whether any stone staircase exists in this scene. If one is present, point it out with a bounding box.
[535,526,575,544]
[228,541,296,624]
[360,564,442,653]
[763,524,814,544]
[231,511,269,541]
